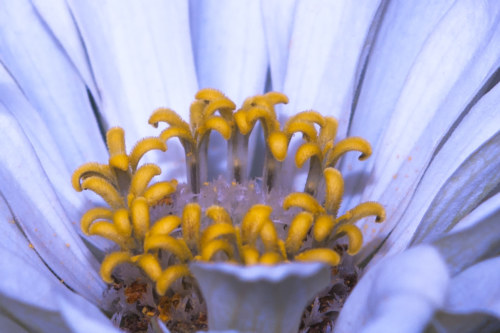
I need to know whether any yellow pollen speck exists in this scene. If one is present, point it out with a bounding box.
[65,243,70,248]
[8,219,15,224]
[408,156,412,161]
[28,243,34,249]
[392,174,398,179]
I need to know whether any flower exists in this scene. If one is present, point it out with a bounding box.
[0,1,499,333]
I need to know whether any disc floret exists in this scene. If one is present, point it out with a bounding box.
[73,89,385,297]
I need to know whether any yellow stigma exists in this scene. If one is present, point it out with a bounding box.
[73,89,385,296]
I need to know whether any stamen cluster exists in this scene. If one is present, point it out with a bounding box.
[72,89,385,297]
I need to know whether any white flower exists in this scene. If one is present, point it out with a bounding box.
[0,0,499,332]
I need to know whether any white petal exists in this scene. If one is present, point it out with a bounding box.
[443,257,500,317]
[432,312,500,332]
[190,0,268,105]
[0,314,30,333]
[451,191,500,233]
[57,291,121,333]
[261,0,297,93]
[191,262,330,333]
[0,0,107,170]
[30,0,99,97]
[0,196,53,278]
[0,250,71,333]
[282,0,383,137]
[335,245,449,333]
[67,0,198,180]
[432,207,500,276]
[0,246,115,333]
[0,68,102,220]
[366,77,500,263]
[0,113,105,304]
[68,0,197,128]
[343,0,500,212]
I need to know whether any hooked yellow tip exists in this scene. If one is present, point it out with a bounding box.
[156,265,190,296]
[283,192,325,215]
[144,235,193,262]
[335,225,363,255]
[100,251,132,283]
[129,137,167,172]
[326,136,372,168]
[295,142,322,169]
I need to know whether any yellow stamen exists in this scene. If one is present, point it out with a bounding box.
[182,203,201,252]
[156,265,190,296]
[205,206,232,225]
[260,221,279,253]
[129,164,161,200]
[144,235,192,261]
[201,239,234,261]
[159,127,195,145]
[148,215,182,237]
[283,193,325,214]
[72,163,115,192]
[81,176,124,209]
[149,108,190,130]
[197,116,232,141]
[295,142,322,169]
[129,138,167,172]
[285,212,314,256]
[295,248,341,266]
[241,205,272,245]
[100,251,132,283]
[335,225,363,255]
[200,223,236,249]
[80,207,113,236]
[113,208,132,237]
[262,91,289,106]
[324,168,344,216]
[285,120,317,142]
[89,221,129,248]
[319,117,338,148]
[337,201,386,224]
[142,180,177,206]
[312,214,336,243]
[131,197,150,239]
[268,131,289,162]
[241,246,260,265]
[195,88,228,102]
[326,136,372,167]
[287,111,325,128]
[106,127,129,171]
[134,254,163,281]
[203,98,236,118]
[260,252,282,265]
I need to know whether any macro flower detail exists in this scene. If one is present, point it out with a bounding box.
[2,1,500,332]
[72,89,385,330]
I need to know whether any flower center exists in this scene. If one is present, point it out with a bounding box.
[72,89,385,330]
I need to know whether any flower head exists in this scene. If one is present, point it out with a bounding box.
[1,1,500,332]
